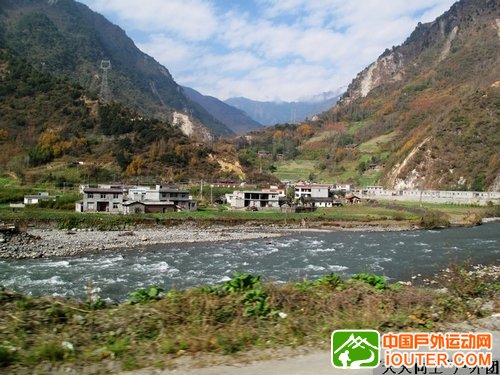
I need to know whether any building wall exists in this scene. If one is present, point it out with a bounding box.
[231,191,281,209]
[361,189,500,206]
[83,191,123,213]
[295,185,330,199]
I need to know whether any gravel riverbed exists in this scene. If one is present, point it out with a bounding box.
[0,221,418,260]
[0,226,288,259]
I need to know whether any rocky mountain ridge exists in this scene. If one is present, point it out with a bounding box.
[323,0,500,190]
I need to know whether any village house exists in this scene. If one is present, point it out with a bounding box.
[294,183,331,200]
[23,192,56,205]
[294,183,344,208]
[333,184,352,193]
[75,184,197,213]
[227,185,286,208]
[122,200,177,214]
[75,187,124,213]
[127,185,197,212]
[230,190,285,209]
[294,184,328,200]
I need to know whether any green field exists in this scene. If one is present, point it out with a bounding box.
[0,204,422,229]
[272,159,318,181]
[358,131,396,153]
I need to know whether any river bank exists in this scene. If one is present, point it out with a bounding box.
[0,220,419,260]
[0,264,498,375]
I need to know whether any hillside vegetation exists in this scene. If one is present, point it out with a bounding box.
[236,0,500,190]
[0,50,249,185]
[0,0,233,137]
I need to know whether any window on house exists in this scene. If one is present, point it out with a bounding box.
[161,193,167,198]
[100,194,106,199]
[113,203,118,209]
[87,193,94,198]
[87,202,94,210]
[113,194,119,199]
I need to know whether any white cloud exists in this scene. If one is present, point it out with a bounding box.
[79,0,457,101]
[137,34,198,73]
[85,0,218,41]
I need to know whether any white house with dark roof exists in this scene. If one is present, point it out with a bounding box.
[76,184,197,213]
[75,187,124,213]
[24,192,56,205]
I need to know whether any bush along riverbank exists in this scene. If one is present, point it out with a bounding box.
[0,265,498,374]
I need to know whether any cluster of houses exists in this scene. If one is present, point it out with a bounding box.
[75,184,197,214]
[17,182,498,214]
[225,183,354,210]
[71,182,356,214]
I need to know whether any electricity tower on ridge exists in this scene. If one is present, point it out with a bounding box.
[99,59,111,102]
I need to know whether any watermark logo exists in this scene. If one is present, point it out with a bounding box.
[331,329,380,369]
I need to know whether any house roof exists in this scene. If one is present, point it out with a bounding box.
[24,195,55,199]
[158,189,189,193]
[83,188,123,194]
[295,184,331,188]
[122,200,176,206]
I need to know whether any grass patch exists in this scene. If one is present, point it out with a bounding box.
[273,159,317,181]
[347,121,369,135]
[0,203,422,229]
[359,171,383,187]
[358,132,396,153]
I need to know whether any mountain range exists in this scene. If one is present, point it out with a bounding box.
[181,87,264,135]
[0,0,498,191]
[0,0,234,138]
[237,0,499,191]
[225,94,340,126]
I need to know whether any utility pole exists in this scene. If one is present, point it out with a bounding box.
[200,180,203,201]
[210,184,213,205]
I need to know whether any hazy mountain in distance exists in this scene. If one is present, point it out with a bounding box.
[182,87,264,135]
[225,94,340,126]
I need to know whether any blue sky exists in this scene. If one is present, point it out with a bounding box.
[79,0,457,102]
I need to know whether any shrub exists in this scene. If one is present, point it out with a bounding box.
[315,273,343,288]
[221,273,261,293]
[127,285,164,304]
[31,342,65,362]
[242,288,272,318]
[419,210,450,229]
[218,273,274,318]
[352,273,386,290]
[439,260,494,299]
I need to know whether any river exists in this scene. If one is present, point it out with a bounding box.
[0,222,499,301]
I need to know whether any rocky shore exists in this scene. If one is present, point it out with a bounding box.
[0,226,287,259]
[0,220,420,260]
[0,217,493,260]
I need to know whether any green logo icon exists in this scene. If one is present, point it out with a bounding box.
[331,330,380,369]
